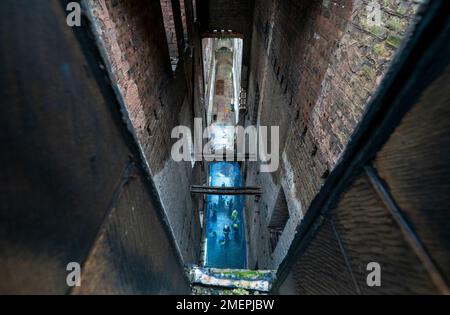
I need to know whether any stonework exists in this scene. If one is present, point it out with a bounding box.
[86,0,201,264]
[84,0,421,271]
[245,0,421,269]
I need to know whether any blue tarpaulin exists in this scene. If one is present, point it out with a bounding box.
[204,162,247,269]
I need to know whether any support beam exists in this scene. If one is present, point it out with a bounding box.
[364,165,450,295]
[194,152,257,161]
[190,185,261,196]
[201,31,244,39]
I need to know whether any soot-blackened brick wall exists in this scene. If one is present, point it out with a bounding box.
[86,0,201,264]
[245,0,420,269]
[161,0,180,62]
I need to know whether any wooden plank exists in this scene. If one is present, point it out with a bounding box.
[197,152,258,161]
[73,169,190,294]
[365,165,450,294]
[374,65,450,286]
[331,174,438,294]
[0,0,130,294]
[190,185,262,195]
[201,31,244,38]
[279,219,359,295]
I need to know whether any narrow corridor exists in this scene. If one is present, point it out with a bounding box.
[204,162,246,269]
[0,0,449,296]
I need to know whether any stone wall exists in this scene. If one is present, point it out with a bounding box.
[161,0,180,63]
[86,0,201,264]
[245,0,421,269]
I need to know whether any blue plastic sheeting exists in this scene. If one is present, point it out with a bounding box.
[204,162,247,269]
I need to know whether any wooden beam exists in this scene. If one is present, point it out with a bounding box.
[194,152,257,161]
[365,165,450,295]
[201,31,244,39]
[190,185,262,196]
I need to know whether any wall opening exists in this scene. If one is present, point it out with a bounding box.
[179,0,189,45]
[215,79,225,95]
[268,188,290,253]
[160,0,179,71]
[192,0,197,22]
[252,82,260,125]
[202,37,243,126]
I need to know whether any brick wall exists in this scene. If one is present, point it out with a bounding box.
[180,0,189,42]
[245,0,421,269]
[160,0,180,63]
[86,0,201,264]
